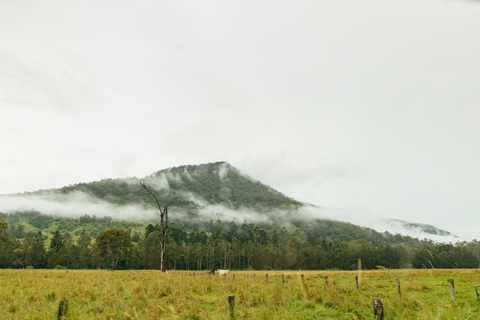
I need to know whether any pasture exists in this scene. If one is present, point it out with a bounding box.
[0,269,479,319]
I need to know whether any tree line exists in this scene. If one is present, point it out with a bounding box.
[1,216,479,270]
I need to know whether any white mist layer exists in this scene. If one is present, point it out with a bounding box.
[0,192,157,221]
[299,206,468,243]
[0,188,471,243]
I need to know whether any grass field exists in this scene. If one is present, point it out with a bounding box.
[0,269,479,319]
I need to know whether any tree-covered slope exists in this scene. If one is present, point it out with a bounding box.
[387,219,457,237]
[21,161,302,212]
[2,211,479,271]
[5,161,455,241]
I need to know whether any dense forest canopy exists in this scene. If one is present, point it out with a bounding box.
[19,162,302,213]
[0,211,478,270]
[1,162,474,270]
[7,162,454,238]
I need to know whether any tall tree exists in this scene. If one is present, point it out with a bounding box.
[0,217,16,268]
[49,231,64,253]
[0,217,8,237]
[95,228,133,270]
[140,182,178,272]
[77,229,93,269]
[25,231,47,268]
[47,230,66,268]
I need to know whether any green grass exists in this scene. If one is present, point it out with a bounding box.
[0,269,479,319]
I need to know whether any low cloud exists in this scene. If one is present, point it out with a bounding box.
[143,174,170,192]
[0,188,470,243]
[298,205,466,243]
[0,191,157,221]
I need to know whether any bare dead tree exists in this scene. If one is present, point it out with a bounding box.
[140,181,178,272]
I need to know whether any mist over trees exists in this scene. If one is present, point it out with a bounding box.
[0,162,477,270]
[14,162,302,215]
[0,214,479,270]
[140,181,178,272]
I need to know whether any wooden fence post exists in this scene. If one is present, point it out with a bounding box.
[233,274,235,280]
[475,285,480,305]
[358,259,362,290]
[373,297,384,320]
[448,279,456,300]
[301,274,304,284]
[355,276,359,292]
[396,278,401,296]
[227,295,235,320]
[282,274,284,285]
[266,273,268,285]
[325,276,329,290]
[253,273,256,282]
[57,300,68,320]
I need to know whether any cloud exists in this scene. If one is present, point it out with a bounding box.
[0,191,157,221]
[216,162,230,180]
[143,174,170,193]
[1,0,480,239]
[0,186,470,243]
[298,205,468,243]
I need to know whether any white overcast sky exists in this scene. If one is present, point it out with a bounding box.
[1,0,480,239]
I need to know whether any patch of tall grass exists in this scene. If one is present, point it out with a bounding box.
[0,269,479,319]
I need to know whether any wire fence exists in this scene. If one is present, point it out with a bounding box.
[1,295,478,319]
[0,299,373,319]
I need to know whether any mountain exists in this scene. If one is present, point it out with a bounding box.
[3,161,455,240]
[1,163,477,271]
[387,219,457,238]
[14,162,301,220]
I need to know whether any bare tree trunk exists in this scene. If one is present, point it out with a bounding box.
[205,249,209,270]
[160,206,167,272]
[141,182,177,273]
[224,244,227,269]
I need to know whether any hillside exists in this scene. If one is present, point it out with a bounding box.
[2,161,455,240]
[12,162,300,221]
[387,219,457,238]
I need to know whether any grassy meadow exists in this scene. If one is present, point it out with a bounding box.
[0,269,479,319]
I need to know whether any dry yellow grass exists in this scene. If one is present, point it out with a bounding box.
[0,269,479,319]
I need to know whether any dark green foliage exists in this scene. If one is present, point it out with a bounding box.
[24,231,47,268]
[132,233,141,243]
[0,214,479,270]
[76,229,93,269]
[95,228,133,270]
[49,231,64,253]
[0,162,477,270]
[0,216,8,237]
[8,224,26,238]
[18,162,302,215]
[2,211,142,240]
[0,217,18,268]
[412,243,479,269]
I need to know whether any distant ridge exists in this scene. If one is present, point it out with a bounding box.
[388,219,457,238]
[21,161,302,212]
[6,161,455,240]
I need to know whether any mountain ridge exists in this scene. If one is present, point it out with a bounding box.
[2,161,455,239]
[11,161,301,215]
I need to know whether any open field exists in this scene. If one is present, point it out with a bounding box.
[0,269,479,319]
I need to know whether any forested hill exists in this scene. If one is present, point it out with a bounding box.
[20,161,302,212]
[9,161,456,239]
